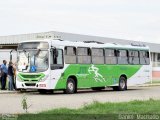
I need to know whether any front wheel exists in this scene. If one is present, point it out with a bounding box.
[65,78,76,94]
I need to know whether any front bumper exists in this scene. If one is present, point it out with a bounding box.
[16,80,50,90]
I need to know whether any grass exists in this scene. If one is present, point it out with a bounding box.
[41,99,160,114]
[17,99,160,120]
[152,80,160,84]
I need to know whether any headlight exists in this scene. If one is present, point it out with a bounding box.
[39,75,49,82]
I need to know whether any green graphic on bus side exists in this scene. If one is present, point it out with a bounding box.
[55,64,141,89]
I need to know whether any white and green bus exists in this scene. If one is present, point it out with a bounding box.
[16,39,151,93]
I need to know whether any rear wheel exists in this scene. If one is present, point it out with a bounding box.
[65,78,76,94]
[118,76,127,91]
[113,76,127,91]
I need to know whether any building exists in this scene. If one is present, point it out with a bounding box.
[0,31,160,79]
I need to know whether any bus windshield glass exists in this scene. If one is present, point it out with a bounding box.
[17,42,49,72]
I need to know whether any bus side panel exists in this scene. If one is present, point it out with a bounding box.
[51,64,70,89]
[90,65,117,87]
[90,65,141,87]
[113,65,142,86]
[127,65,151,86]
[54,64,142,89]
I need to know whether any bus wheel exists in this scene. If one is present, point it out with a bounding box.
[118,76,127,91]
[65,78,76,94]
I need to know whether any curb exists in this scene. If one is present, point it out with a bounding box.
[0,90,18,94]
[138,83,160,87]
[0,84,160,94]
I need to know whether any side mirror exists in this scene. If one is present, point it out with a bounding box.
[10,50,13,61]
[10,54,12,61]
[17,56,19,61]
[10,49,17,61]
[35,49,41,56]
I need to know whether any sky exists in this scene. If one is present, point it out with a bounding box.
[0,0,160,43]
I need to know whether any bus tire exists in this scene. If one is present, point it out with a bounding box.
[65,78,76,94]
[118,76,127,91]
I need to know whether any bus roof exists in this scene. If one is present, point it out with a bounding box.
[20,39,150,51]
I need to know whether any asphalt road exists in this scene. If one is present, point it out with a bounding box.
[0,86,160,114]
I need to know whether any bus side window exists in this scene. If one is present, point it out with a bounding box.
[128,50,140,65]
[92,48,104,64]
[140,51,150,65]
[50,49,64,70]
[65,46,77,64]
[105,49,117,64]
[77,47,91,64]
[117,50,128,65]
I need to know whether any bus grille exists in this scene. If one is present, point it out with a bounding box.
[21,75,41,78]
[18,73,45,82]
[25,83,36,86]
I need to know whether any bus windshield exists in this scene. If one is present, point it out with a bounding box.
[17,50,49,72]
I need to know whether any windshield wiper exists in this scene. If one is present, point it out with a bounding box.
[35,49,41,56]
[33,49,41,65]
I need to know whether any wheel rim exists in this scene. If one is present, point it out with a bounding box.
[120,79,125,89]
[68,82,74,91]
